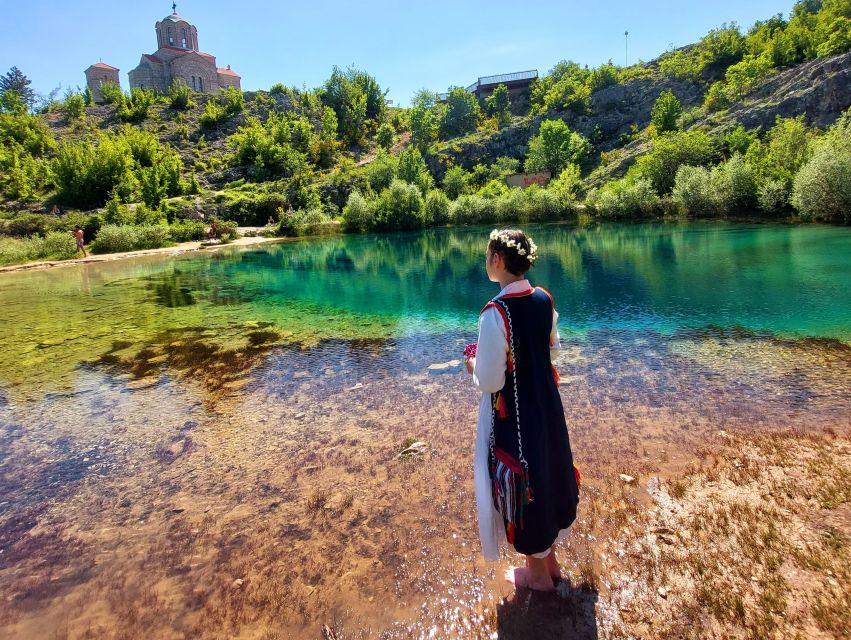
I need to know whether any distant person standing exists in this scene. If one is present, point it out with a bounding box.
[50,204,60,216]
[73,226,87,257]
[208,222,219,241]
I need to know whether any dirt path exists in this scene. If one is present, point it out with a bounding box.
[0,234,279,275]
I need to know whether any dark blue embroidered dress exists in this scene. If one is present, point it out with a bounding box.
[483,287,580,556]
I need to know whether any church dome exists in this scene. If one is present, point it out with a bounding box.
[162,13,189,23]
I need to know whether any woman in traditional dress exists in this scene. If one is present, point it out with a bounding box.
[465,228,580,592]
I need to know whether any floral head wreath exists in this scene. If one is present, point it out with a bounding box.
[489,229,539,263]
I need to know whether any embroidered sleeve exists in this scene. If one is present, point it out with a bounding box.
[473,306,508,394]
[550,308,561,357]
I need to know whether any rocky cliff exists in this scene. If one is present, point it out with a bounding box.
[429,51,851,184]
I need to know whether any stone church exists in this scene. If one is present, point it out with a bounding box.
[86,5,240,102]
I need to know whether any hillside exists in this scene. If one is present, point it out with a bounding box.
[1,0,851,266]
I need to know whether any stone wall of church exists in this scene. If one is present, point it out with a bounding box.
[171,57,218,93]
[216,73,241,90]
[85,68,120,104]
[128,62,169,93]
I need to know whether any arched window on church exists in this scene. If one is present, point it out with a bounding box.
[181,28,187,48]
[191,76,196,91]
[199,77,204,92]
[168,27,174,46]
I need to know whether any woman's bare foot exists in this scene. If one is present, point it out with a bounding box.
[504,562,556,592]
[546,551,562,580]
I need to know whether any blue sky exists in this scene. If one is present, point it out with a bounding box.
[2,0,794,106]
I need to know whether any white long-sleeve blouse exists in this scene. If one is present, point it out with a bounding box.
[472,279,561,561]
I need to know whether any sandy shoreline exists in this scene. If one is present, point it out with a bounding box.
[0,234,280,274]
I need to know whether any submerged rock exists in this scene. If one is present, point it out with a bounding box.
[399,441,429,458]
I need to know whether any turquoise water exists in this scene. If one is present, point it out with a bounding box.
[140,221,851,339]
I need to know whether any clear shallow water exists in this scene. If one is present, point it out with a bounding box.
[1,221,850,639]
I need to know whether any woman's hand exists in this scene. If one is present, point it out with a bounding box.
[465,356,476,375]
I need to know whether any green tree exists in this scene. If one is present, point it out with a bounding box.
[442,166,469,200]
[397,147,434,194]
[587,61,621,92]
[791,110,851,221]
[525,119,592,174]
[486,84,512,128]
[376,122,396,150]
[168,80,193,110]
[322,66,386,145]
[63,93,86,120]
[440,87,480,138]
[373,178,425,230]
[631,130,717,194]
[100,81,124,106]
[650,90,683,133]
[0,90,28,115]
[0,67,35,109]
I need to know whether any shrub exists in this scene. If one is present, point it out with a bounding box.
[363,150,398,192]
[791,116,851,222]
[526,119,592,174]
[758,178,790,213]
[90,224,172,254]
[64,94,86,120]
[548,164,582,201]
[341,191,374,232]
[631,130,716,194]
[672,165,717,216]
[100,81,124,106]
[713,153,757,211]
[53,135,134,209]
[397,147,434,194]
[443,166,469,200]
[103,192,134,225]
[168,80,193,110]
[587,177,659,219]
[587,62,620,92]
[373,179,425,230]
[703,81,731,112]
[1,212,57,237]
[450,193,497,225]
[423,189,450,226]
[650,90,682,133]
[200,99,226,128]
[375,122,396,150]
[724,52,773,99]
[118,88,157,123]
[0,231,77,266]
[222,86,245,115]
[210,218,239,239]
[228,116,309,179]
[276,207,335,237]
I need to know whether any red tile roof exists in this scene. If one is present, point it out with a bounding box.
[89,62,119,71]
[143,54,163,64]
[217,67,240,77]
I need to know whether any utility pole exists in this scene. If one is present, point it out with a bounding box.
[625,31,629,67]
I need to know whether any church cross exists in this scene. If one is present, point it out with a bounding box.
[172,2,177,13]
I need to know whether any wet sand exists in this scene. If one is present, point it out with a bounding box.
[0,234,279,274]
